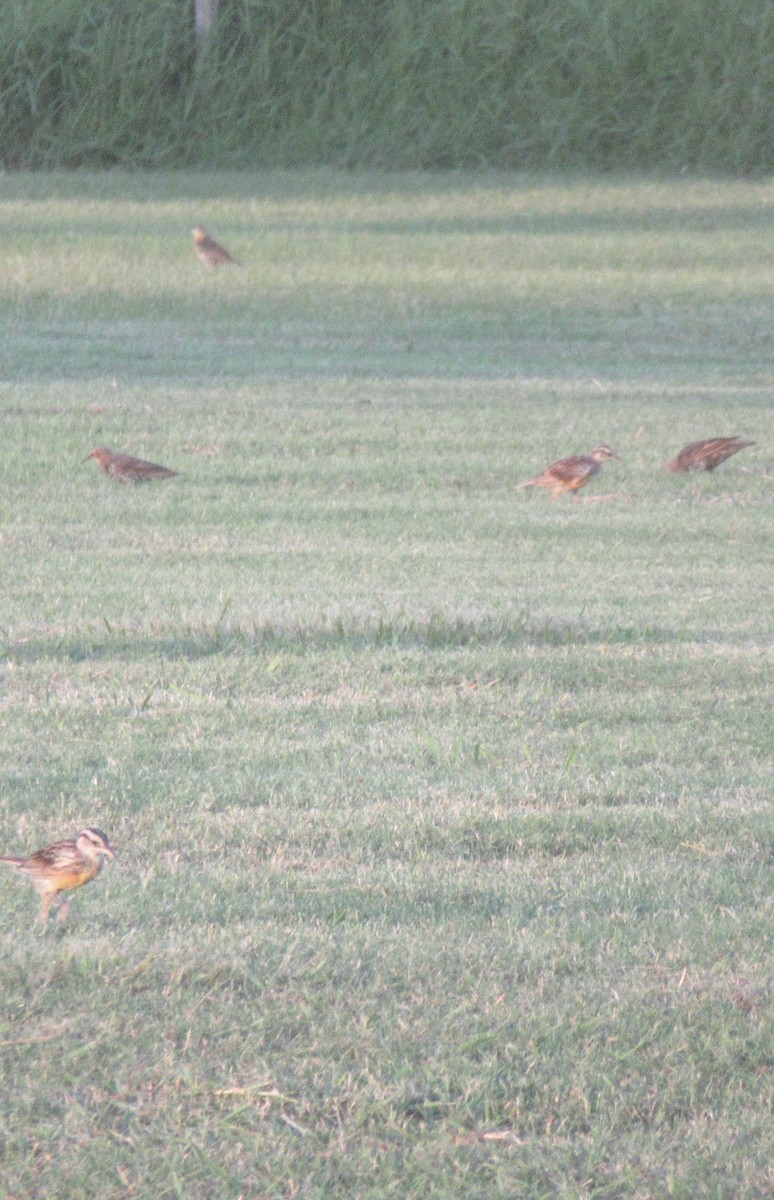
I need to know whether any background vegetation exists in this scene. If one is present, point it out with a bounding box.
[2,0,773,171]
[0,169,771,1196]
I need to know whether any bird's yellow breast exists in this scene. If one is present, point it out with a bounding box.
[55,862,101,892]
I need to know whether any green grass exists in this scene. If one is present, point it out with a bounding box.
[0,170,772,1199]
[3,0,773,171]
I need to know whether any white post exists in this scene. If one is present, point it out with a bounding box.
[194,0,218,42]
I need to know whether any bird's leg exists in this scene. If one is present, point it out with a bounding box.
[54,897,70,923]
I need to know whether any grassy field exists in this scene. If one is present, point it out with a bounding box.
[5,0,773,172]
[0,170,772,1199]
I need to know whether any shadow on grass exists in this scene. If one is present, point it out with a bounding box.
[2,611,730,664]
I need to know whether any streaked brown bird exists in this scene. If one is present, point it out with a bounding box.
[517,445,621,499]
[0,828,117,922]
[85,447,179,483]
[666,436,755,473]
[192,226,239,267]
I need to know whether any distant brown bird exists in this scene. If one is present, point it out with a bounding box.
[1,828,117,922]
[85,447,178,483]
[192,226,239,267]
[666,436,755,473]
[517,445,621,499]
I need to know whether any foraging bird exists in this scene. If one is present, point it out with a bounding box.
[0,828,117,922]
[85,447,178,483]
[192,226,239,267]
[666,436,755,473]
[517,445,621,499]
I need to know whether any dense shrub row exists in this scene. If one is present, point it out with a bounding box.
[2,0,772,171]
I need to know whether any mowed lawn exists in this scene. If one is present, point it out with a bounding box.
[0,171,772,1198]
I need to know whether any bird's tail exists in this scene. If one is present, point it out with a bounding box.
[0,855,24,866]
[515,479,536,491]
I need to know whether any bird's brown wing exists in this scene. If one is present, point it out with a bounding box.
[699,437,754,467]
[108,453,178,480]
[25,841,76,869]
[108,452,146,472]
[198,237,237,265]
[668,437,754,472]
[539,455,594,484]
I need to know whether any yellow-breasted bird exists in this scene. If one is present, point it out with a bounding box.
[192,226,239,267]
[666,436,755,473]
[85,447,179,482]
[1,828,117,922]
[517,445,621,499]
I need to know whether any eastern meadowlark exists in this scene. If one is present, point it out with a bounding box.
[85,447,179,482]
[1,828,117,922]
[517,445,621,499]
[192,226,239,267]
[666,436,755,473]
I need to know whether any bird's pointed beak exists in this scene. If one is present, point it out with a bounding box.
[103,844,117,859]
